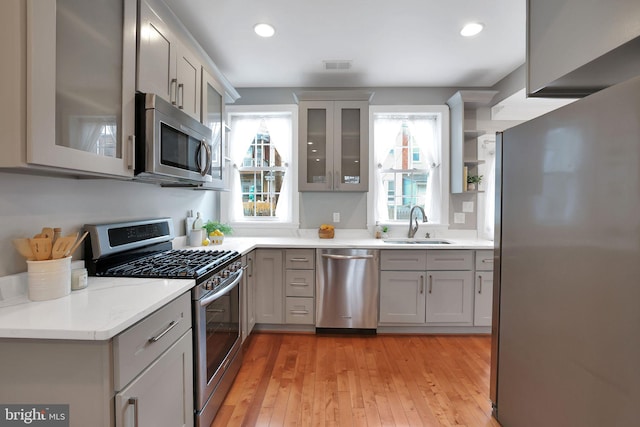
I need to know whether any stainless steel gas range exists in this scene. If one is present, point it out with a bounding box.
[84,218,244,427]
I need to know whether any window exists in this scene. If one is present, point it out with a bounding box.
[370,106,449,225]
[239,129,284,217]
[224,106,297,225]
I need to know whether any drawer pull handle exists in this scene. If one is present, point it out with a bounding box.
[148,320,178,343]
[420,275,424,294]
[434,258,465,261]
[290,310,309,315]
[290,282,309,287]
[128,397,139,427]
[478,275,483,294]
[481,259,494,263]
[428,275,433,294]
[290,258,309,262]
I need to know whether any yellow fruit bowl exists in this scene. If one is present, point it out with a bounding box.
[318,224,335,239]
[209,233,224,245]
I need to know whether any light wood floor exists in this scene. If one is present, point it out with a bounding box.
[212,333,501,427]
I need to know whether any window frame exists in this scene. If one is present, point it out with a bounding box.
[222,105,299,229]
[367,105,450,228]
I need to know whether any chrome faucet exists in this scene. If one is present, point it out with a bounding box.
[408,206,428,238]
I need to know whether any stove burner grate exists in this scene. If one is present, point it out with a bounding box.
[103,249,238,279]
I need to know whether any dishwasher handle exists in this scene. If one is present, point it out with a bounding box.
[321,254,374,260]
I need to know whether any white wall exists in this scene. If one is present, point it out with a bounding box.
[0,172,219,276]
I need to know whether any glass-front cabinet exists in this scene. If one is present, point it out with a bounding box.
[201,68,226,189]
[26,0,136,177]
[299,100,369,191]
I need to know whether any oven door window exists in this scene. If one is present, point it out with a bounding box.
[205,285,240,381]
[160,123,202,173]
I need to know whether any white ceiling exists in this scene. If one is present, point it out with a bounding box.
[163,0,526,89]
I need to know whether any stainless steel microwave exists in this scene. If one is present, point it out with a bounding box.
[134,93,214,184]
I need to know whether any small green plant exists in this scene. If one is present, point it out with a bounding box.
[382,226,389,233]
[203,220,233,235]
[467,175,483,184]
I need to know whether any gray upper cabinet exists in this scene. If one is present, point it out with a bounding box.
[0,0,136,178]
[201,68,227,189]
[527,0,640,97]
[297,92,370,192]
[138,0,201,120]
[446,91,497,194]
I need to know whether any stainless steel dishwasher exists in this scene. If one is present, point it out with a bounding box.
[316,248,379,332]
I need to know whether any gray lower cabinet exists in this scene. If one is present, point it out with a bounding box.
[474,250,494,326]
[0,293,193,427]
[114,331,193,427]
[254,249,284,324]
[241,251,256,342]
[379,250,474,326]
[424,270,473,324]
[379,270,425,324]
[284,249,315,325]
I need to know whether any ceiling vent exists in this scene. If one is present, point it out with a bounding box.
[323,60,352,71]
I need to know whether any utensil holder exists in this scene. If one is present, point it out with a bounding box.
[189,229,203,246]
[26,256,71,301]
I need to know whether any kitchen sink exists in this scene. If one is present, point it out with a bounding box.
[383,238,452,245]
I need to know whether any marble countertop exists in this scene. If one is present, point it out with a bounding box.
[184,235,494,256]
[0,274,194,341]
[0,233,492,341]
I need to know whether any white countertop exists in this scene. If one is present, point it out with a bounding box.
[185,235,494,255]
[0,274,194,341]
[0,234,492,341]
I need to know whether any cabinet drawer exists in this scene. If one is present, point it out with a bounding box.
[285,270,315,297]
[475,250,494,271]
[113,292,191,391]
[426,250,472,270]
[380,250,427,271]
[285,297,315,324]
[285,249,315,269]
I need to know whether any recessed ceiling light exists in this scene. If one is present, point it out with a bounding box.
[460,22,484,37]
[254,23,275,38]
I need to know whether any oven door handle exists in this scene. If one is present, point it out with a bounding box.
[199,269,244,307]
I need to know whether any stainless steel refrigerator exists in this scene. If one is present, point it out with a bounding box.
[491,75,640,427]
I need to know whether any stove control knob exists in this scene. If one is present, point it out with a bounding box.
[229,262,240,272]
[221,270,230,278]
[211,276,221,288]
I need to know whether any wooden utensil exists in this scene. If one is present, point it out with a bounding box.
[51,234,78,259]
[30,237,52,261]
[41,227,55,241]
[12,238,35,261]
[63,231,88,258]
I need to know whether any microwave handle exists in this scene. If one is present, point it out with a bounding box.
[203,141,212,176]
[196,140,211,177]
